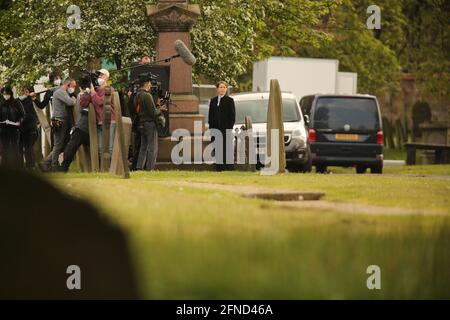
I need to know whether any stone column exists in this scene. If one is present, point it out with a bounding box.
[146,0,203,134]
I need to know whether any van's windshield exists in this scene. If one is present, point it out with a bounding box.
[314,97,380,131]
[234,98,301,124]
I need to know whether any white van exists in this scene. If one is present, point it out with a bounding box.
[231,92,312,172]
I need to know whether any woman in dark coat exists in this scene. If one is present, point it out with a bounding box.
[0,87,25,168]
[208,81,236,171]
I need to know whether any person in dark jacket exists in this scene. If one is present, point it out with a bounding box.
[0,86,25,168]
[18,87,40,169]
[133,74,165,171]
[208,81,236,171]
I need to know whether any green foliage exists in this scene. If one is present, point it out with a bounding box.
[400,0,450,97]
[299,0,403,95]
[0,0,155,85]
[253,0,339,58]
[0,0,447,96]
[190,0,260,86]
[190,0,339,86]
[0,0,337,88]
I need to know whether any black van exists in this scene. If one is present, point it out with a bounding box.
[300,95,383,174]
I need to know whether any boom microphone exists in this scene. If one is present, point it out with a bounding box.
[174,40,197,66]
[111,40,197,74]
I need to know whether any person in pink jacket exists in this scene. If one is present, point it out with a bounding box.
[89,69,116,159]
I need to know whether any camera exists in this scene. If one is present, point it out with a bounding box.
[79,70,100,90]
[131,72,171,103]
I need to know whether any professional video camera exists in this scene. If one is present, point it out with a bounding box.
[79,70,100,90]
[150,79,172,105]
[131,72,171,104]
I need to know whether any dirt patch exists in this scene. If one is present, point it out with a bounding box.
[155,180,446,216]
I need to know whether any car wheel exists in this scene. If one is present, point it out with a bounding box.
[287,165,301,173]
[370,165,383,174]
[356,166,367,174]
[316,165,327,174]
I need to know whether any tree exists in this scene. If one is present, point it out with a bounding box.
[191,0,340,88]
[399,0,450,97]
[298,0,403,95]
[0,0,155,85]
[0,0,23,42]
[0,0,339,88]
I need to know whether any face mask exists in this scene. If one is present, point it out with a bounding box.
[19,95,27,100]
[3,95,11,101]
[98,78,105,86]
[68,88,75,94]
[85,88,91,94]
[54,79,62,86]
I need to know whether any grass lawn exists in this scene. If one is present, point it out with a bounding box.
[47,165,450,299]
[329,164,450,176]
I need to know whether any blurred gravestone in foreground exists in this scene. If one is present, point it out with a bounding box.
[0,168,140,299]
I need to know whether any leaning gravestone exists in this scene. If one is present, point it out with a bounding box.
[34,106,52,146]
[265,79,286,174]
[110,92,131,179]
[88,103,99,172]
[101,87,112,172]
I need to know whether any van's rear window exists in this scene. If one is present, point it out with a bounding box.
[314,98,380,131]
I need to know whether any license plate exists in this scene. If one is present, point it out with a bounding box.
[335,134,359,141]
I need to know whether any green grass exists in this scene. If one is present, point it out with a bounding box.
[47,166,450,299]
[324,164,450,176]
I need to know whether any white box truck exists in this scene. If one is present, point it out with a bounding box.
[337,72,358,95]
[252,57,357,100]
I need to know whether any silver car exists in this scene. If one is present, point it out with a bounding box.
[231,92,312,172]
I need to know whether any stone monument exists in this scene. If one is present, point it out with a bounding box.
[146,0,205,164]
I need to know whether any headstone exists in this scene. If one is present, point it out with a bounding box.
[88,103,99,172]
[266,79,286,174]
[101,87,112,172]
[110,92,131,178]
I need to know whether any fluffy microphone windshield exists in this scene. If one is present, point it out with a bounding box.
[174,40,197,66]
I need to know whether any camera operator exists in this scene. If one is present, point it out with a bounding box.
[127,56,154,170]
[39,78,77,172]
[58,88,91,172]
[18,87,40,169]
[89,69,116,159]
[133,74,166,171]
[0,86,25,168]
